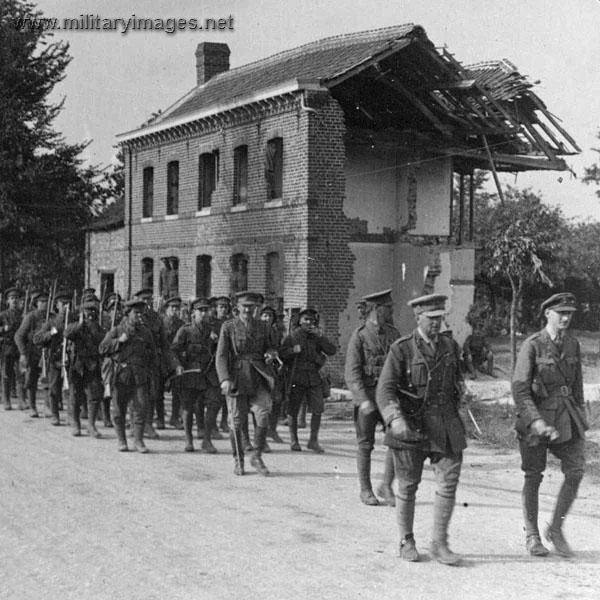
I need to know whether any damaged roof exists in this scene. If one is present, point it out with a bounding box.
[118,24,579,171]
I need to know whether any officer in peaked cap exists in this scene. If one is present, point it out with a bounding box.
[376,291,466,565]
[345,289,400,507]
[216,290,280,476]
[512,291,586,558]
[211,295,232,432]
[0,288,25,410]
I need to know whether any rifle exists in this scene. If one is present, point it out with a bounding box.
[110,296,118,329]
[23,287,30,314]
[40,279,57,382]
[99,281,107,323]
[61,304,70,391]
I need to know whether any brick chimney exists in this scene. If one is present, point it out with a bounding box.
[195,42,230,85]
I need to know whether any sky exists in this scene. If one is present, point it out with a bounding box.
[33,0,600,220]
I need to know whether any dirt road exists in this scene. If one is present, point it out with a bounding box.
[0,410,598,600]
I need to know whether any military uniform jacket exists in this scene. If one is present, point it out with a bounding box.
[64,319,106,376]
[0,308,23,358]
[33,311,71,367]
[512,329,587,443]
[280,327,336,387]
[14,309,46,362]
[344,321,400,406]
[171,321,218,389]
[99,322,157,387]
[376,329,466,454]
[142,309,174,376]
[216,317,279,395]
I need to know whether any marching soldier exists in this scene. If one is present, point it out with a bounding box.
[513,292,587,558]
[261,306,285,444]
[64,298,106,437]
[15,290,48,418]
[100,293,123,427]
[376,293,465,565]
[99,298,162,453]
[133,288,172,439]
[345,289,399,506]
[216,291,280,476]
[281,308,336,453]
[213,296,232,433]
[33,289,72,426]
[160,295,184,430]
[171,297,221,453]
[1,288,26,410]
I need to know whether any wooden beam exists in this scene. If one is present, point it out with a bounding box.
[482,134,505,204]
[469,172,474,242]
[458,173,465,245]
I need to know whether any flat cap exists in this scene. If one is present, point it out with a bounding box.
[363,289,393,306]
[134,288,153,298]
[541,292,577,313]
[191,297,211,310]
[234,291,261,305]
[408,293,447,317]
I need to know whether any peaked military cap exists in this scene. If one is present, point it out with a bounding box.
[214,295,231,305]
[82,287,96,296]
[30,289,47,303]
[260,305,277,316]
[541,292,577,313]
[105,293,122,309]
[191,297,211,310]
[4,287,22,298]
[234,291,261,304]
[363,289,393,306]
[298,307,318,320]
[164,295,182,306]
[54,289,72,303]
[408,293,448,317]
[82,300,99,311]
[124,298,146,311]
[134,288,153,298]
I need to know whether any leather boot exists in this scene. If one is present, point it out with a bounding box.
[357,448,379,505]
[133,423,149,454]
[298,401,307,428]
[29,387,39,418]
[102,397,112,427]
[241,416,253,452]
[545,472,582,557]
[522,473,543,538]
[377,449,396,506]
[50,393,60,426]
[431,494,461,565]
[114,415,128,452]
[250,426,269,476]
[267,403,284,443]
[230,429,244,475]
[288,415,301,451]
[70,390,81,436]
[87,401,101,438]
[307,413,324,453]
[202,405,218,454]
[183,409,194,452]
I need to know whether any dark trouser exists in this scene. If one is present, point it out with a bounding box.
[288,383,324,445]
[520,433,585,536]
[24,358,41,413]
[112,382,148,444]
[2,353,25,407]
[47,364,63,419]
[181,386,221,444]
[355,399,385,493]
[69,370,102,430]
[156,376,165,425]
[226,385,271,458]
[392,447,462,541]
[169,386,181,425]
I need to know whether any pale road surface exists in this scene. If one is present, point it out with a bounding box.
[0,408,598,600]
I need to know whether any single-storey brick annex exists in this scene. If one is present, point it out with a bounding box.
[86,24,578,379]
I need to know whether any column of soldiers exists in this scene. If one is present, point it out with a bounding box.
[0,285,588,563]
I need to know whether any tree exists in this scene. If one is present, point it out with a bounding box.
[0,0,104,290]
[476,187,565,370]
[582,129,600,198]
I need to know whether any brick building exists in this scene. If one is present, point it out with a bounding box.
[86,24,578,379]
